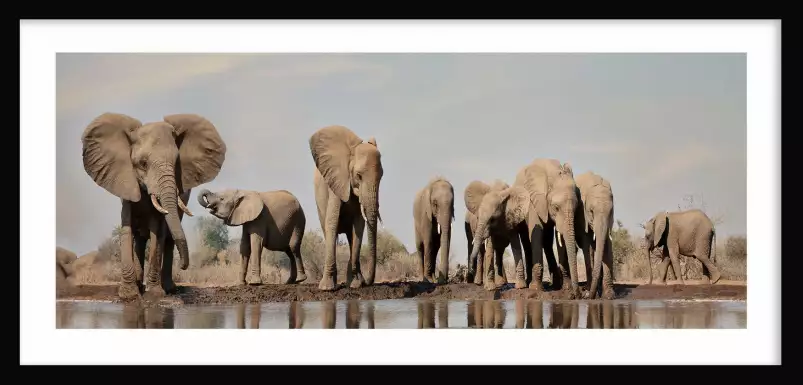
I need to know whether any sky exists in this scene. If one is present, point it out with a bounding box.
[55,53,746,261]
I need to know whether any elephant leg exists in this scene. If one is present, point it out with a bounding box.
[416,239,427,283]
[655,254,671,284]
[429,229,441,282]
[667,246,684,285]
[118,201,140,300]
[346,218,366,289]
[247,233,264,285]
[601,238,616,300]
[464,221,475,283]
[543,223,562,290]
[696,253,721,284]
[133,234,147,291]
[483,239,496,291]
[290,240,308,283]
[161,236,177,293]
[474,242,485,286]
[582,238,593,291]
[144,218,166,298]
[284,247,298,284]
[493,242,507,288]
[517,223,533,285]
[238,235,250,286]
[319,194,341,291]
[528,223,546,292]
[509,231,527,289]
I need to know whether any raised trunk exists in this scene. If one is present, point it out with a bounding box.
[362,186,379,285]
[588,214,609,299]
[197,189,213,208]
[158,174,189,270]
[437,212,452,281]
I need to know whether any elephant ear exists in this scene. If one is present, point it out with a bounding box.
[309,125,364,202]
[419,184,433,220]
[579,186,592,233]
[522,165,549,224]
[81,113,143,202]
[652,211,669,247]
[464,180,490,215]
[229,190,264,226]
[502,186,530,226]
[163,114,227,192]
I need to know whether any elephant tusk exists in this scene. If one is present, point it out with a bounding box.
[151,194,169,215]
[360,205,368,222]
[556,231,563,247]
[178,196,194,217]
[437,223,441,234]
[593,233,596,242]
[609,233,613,241]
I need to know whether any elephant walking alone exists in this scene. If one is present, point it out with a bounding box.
[574,171,616,300]
[641,209,722,285]
[197,188,308,286]
[512,158,582,298]
[80,113,227,300]
[413,176,455,284]
[309,125,384,291]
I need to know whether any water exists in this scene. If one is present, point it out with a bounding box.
[55,298,746,329]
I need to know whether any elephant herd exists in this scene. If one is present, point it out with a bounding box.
[76,112,723,301]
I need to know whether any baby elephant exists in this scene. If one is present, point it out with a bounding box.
[197,188,307,285]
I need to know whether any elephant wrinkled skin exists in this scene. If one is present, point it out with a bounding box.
[413,176,455,284]
[197,188,308,285]
[513,158,581,298]
[642,209,722,285]
[309,125,384,291]
[56,246,79,288]
[574,171,615,300]
[81,113,226,300]
[464,180,529,290]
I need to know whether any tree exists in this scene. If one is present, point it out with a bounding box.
[195,216,231,262]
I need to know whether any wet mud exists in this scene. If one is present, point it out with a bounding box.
[56,280,746,307]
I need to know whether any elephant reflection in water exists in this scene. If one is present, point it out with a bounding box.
[320,301,376,329]
[417,301,449,329]
[514,299,545,329]
[643,302,715,329]
[120,305,175,329]
[235,303,263,329]
[288,301,305,329]
[585,301,638,329]
[547,302,580,329]
[466,300,506,328]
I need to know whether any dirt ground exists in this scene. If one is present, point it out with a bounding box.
[56,279,746,306]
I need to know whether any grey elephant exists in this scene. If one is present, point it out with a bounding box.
[512,158,581,298]
[309,125,384,291]
[641,209,722,285]
[413,176,455,284]
[56,246,79,289]
[197,188,308,285]
[574,171,616,300]
[464,180,529,290]
[81,113,226,300]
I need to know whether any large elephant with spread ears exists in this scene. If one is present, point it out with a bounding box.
[413,176,455,284]
[513,158,581,298]
[464,180,530,290]
[81,113,226,300]
[309,125,384,291]
[574,171,616,300]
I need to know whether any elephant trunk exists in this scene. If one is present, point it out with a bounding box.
[468,220,489,276]
[361,185,380,285]
[588,212,610,298]
[559,210,578,289]
[437,211,452,281]
[156,171,189,270]
[645,245,653,285]
[197,188,214,208]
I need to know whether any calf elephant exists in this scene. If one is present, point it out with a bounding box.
[574,171,616,300]
[81,112,227,300]
[641,209,722,285]
[464,180,529,290]
[513,158,581,298]
[56,246,79,289]
[309,125,384,291]
[197,188,308,285]
[413,176,455,284]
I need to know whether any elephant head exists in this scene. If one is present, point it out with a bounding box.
[197,189,264,226]
[464,180,530,266]
[81,113,227,270]
[309,125,383,283]
[56,246,78,284]
[642,211,668,284]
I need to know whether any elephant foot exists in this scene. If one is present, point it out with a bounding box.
[118,282,142,301]
[236,280,247,287]
[247,276,263,286]
[515,278,527,289]
[436,274,449,285]
[582,290,594,300]
[295,273,308,284]
[465,272,474,284]
[144,285,166,300]
[348,272,365,289]
[162,279,177,294]
[562,284,580,300]
[318,276,337,291]
[284,276,296,285]
[494,275,507,287]
[602,288,615,300]
[528,282,545,293]
[422,275,435,284]
[484,280,498,291]
[473,273,483,285]
[709,271,722,285]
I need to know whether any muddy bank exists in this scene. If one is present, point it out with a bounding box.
[56,280,746,306]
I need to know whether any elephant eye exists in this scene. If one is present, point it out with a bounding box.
[138,159,147,169]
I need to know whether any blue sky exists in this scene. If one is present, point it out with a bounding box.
[55,53,746,260]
